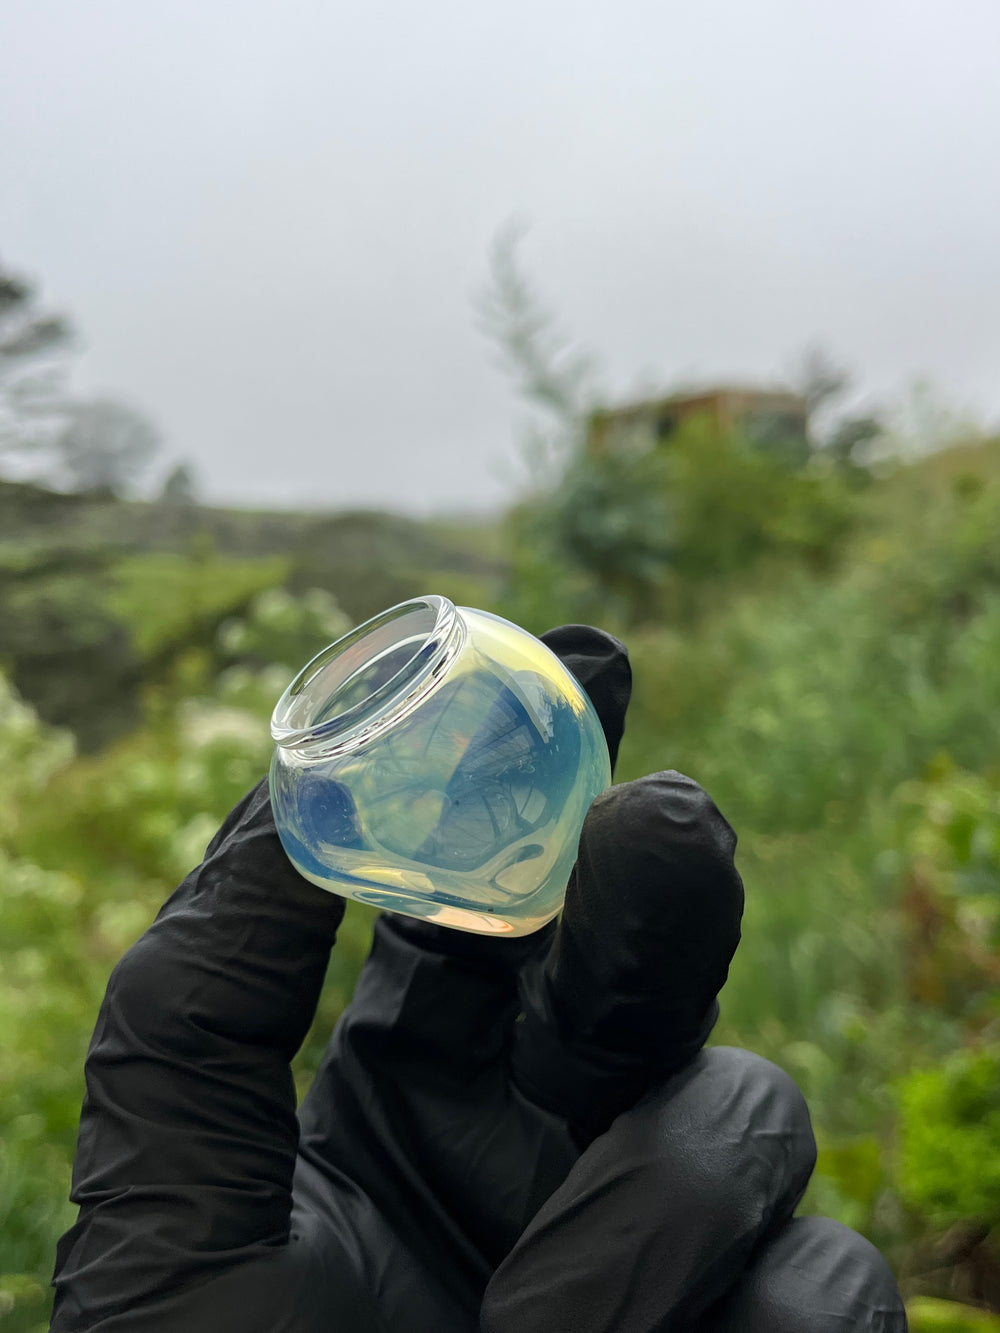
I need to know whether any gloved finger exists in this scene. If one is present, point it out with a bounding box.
[481,1047,816,1333]
[539,623,632,772]
[699,1216,907,1333]
[511,770,744,1141]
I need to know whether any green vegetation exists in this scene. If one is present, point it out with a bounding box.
[908,1298,1000,1332]
[2,431,1000,1327]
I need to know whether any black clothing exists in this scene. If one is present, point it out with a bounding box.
[51,627,906,1331]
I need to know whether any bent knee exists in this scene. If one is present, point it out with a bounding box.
[626,1046,817,1228]
[705,1215,907,1332]
[702,1046,814,1144]
[640,1046,814,1143]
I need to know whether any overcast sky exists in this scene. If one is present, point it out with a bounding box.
[2,1,998,514]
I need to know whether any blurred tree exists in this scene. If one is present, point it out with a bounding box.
[790,343,850,419]
[51,397,159,496]
[788,343,885,472]
[827,414,883,469]
[0,259,74,470]
[0,259,162,498]
[478,225,674,619]
[544,446,674,621]
[158,460,198,506]
[477,221,597,490]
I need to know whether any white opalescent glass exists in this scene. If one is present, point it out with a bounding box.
[268,596,610,935]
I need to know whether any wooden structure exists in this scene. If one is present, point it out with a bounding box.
[587,386,810,461]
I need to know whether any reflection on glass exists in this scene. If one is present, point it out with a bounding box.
[269,596,610,935]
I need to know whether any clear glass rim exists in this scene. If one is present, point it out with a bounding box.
[270,594,465,755]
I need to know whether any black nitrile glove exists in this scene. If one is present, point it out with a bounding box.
[51,628,906,1333]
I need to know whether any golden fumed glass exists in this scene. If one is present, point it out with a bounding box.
[268,596,611,935]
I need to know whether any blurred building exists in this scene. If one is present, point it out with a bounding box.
[587,386,811,464]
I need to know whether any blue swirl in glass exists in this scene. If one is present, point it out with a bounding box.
[269,596,611,935]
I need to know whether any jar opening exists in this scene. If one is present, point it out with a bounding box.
[271,595,462,754]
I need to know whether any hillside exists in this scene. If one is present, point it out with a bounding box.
[0,481,504,747]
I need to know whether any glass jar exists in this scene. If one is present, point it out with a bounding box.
[268,596,610,935]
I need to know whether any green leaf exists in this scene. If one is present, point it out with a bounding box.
[907,1296,1000,1332]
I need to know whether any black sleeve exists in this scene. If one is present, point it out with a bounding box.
[50,781,380,1332]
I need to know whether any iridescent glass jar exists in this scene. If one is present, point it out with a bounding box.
[268,596,610,935]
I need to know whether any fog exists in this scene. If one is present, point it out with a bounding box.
[2,0,997,512]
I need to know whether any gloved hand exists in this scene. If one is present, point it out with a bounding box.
[51,627,906,1332]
